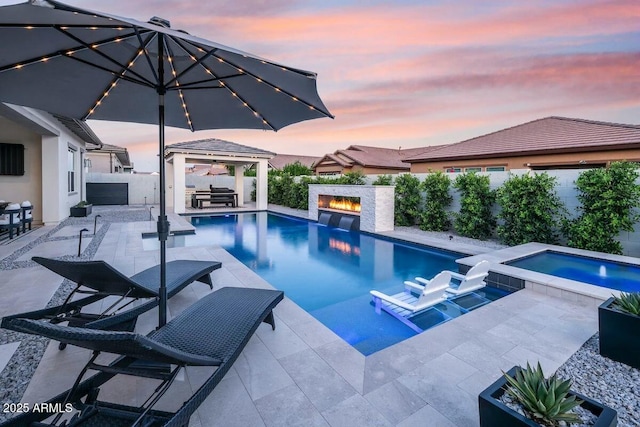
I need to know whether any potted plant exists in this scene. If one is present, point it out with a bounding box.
[599,292,640,369]
[70,201,92,217]
[479,362,617,426]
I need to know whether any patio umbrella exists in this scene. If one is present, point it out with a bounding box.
[0,0,332,326]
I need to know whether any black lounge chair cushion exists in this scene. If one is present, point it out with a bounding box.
[9,287,284,366]
[32,257,220,298]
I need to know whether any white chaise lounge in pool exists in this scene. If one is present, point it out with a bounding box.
[370,271,451,332]
[411,260,490,296]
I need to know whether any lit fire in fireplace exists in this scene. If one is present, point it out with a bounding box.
[329,198,361,213]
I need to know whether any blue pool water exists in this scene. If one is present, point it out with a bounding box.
[150,212,508,354]
[508,251,640,292]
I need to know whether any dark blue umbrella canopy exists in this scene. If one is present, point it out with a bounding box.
[0,0,332,130]
[0,0,332,326]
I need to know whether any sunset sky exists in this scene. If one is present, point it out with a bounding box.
[3,0,639,171]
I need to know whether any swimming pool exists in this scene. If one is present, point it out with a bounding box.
[507,251,640,293]
[154,212,508,354]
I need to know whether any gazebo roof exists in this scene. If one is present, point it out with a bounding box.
[165,138,275,158]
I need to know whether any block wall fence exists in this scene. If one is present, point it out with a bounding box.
[88,168,640,256]
[365,169,640,257]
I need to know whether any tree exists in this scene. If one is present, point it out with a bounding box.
[372,174,393,185]
[281,161,312,176]
[453,172,495,239]
[394,173,422,226]
[496,173,565,245]
[419,171,452,231]
[564,162,640,254]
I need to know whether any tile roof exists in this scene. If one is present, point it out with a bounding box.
[403,117,640,163]
[339,146,409,169]
[52,114,103,146]
[86,142,131,166]
[269,154,321,170]
[314,145,448,170]
[166,138,276,157]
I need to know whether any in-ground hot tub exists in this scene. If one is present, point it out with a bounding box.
[507,250,640,293]
[456,242,640,305]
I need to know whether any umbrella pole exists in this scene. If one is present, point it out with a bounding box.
[157,33,169,328]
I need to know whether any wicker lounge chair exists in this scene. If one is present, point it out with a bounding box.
[0,287,284,427]
[1,257,221,338]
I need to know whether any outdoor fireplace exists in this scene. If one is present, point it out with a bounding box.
[309,185,395,233]
[318,195,361,215]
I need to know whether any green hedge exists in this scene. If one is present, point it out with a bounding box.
[496,173,565,245]
[419,171,452,231]
[267,171,365,210]
[453,172,495,239]
[564,161,640,254]
[394,174,422,226]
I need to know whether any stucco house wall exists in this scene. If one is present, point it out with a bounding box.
[0,106,88,225]
[409,148,640,173]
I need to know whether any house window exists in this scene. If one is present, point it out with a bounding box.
[485,166,506,172]
[464,167,482,173]
[445,167,461,173]
[0,143,25,176]
[67,147,76,193]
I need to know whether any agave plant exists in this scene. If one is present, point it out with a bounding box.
[503,362,582,426]
[612,292,640,316]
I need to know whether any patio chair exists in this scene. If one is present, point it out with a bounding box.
[370,271,450,332]
[411,260,490,296]
[21,200,33,232]
[0,202,21,239]
[1,287,284,427]
[1,257,221,343]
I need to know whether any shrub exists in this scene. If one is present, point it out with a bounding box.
[281,161,313,176]
[266,170,367,210]
[504,362,582,425]
[453,172,495,239]
[419,171,452,231]
[394,173,422,226]
[564,161,640,254]
[496,173,566,245]
[291,176,313,209]
[372,174,393,185]
[612,292,640,316]
[340,170,366,185]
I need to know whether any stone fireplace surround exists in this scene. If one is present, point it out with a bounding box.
[308,184,394,233]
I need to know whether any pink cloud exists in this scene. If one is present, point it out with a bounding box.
[73,0,639,172]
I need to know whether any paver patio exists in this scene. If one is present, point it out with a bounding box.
[0,206,599,426]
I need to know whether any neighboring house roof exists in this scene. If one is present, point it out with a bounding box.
[166,138,276,158]
[315,153,352,168]
[86,142,131,167]
[185,164,211,176]
[269,154,321,170]
[403,116,640,163]
[314,145,446,171]
[52,114,103,146]
[186,164,229,176]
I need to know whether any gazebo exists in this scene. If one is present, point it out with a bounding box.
[164,138,275,213]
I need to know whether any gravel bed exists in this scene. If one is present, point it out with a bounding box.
[0,207,151,421]
[557,334,640,427]
[393,226,509,250]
